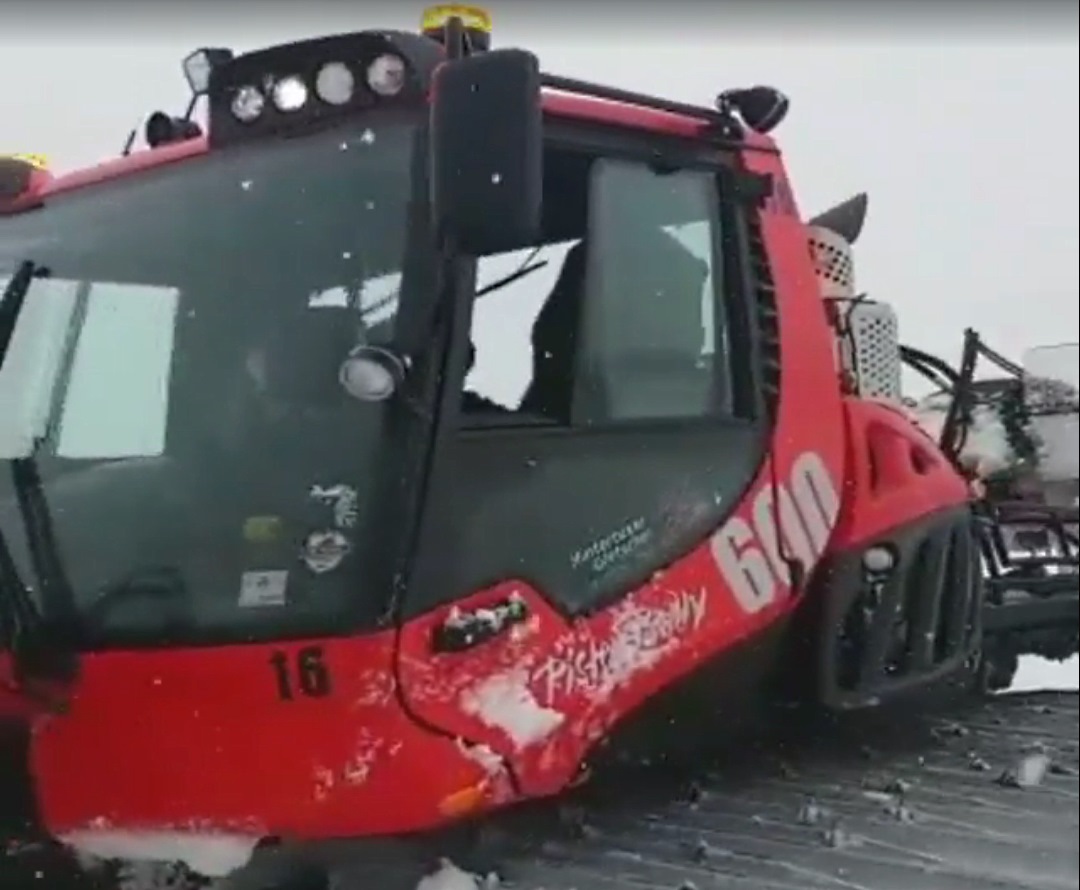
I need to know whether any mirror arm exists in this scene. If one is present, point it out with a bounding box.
[443,16,468,60]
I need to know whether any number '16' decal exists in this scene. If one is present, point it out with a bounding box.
[710,451,840,614]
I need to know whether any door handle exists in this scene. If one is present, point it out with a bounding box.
[431,596,529,653]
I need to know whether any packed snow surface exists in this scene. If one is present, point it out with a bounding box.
[1010,654,1079,693]
[415,859,483,890]
[59,829,258,878]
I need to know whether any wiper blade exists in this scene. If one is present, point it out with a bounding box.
[475,255,548,299]
[0,259,76,690]
[12,457,76,618]
[0,259,49,374]
[0,526,35,645]
[0,260,45,650]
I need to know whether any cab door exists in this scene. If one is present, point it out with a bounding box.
[393,126,775,797]
[0,649,33,719]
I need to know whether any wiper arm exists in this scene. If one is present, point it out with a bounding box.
[12,457,77,618]
[475,254,548,299]
[0,260,44,649]
[0,259,78,694]
[0,527,36,646]
[1,259,49,374]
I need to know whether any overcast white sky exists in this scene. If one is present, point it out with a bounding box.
[3,2,1077,367]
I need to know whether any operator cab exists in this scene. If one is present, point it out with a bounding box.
[0,7,788,696]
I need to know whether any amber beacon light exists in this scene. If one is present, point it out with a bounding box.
[422,4,493,51]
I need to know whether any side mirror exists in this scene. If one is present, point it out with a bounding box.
[431,48,543,256]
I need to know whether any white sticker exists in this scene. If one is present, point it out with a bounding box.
[238,570,289,608]
[309,484,359,529]
[302,530,351,574]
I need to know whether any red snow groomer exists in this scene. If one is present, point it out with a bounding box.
[0,5,1076,886]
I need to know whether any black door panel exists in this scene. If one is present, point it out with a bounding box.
[405,422,764,617]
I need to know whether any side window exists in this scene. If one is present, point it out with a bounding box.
[55,282,180,459]
[462,149,731,428]
[0,276,180,460]
[579,160,728,423]
[466,239,580,415]
[415,141,765,619]
[0,275,79,457]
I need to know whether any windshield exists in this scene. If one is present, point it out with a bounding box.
[0,115,431,648]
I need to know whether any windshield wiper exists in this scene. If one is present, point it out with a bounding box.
[0,259,48,374]
[0,261,45,649]
[475,252,548,299]
[0,260,78,694]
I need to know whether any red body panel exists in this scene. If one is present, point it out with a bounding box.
[830,398,971,552]
[4,89,955,863]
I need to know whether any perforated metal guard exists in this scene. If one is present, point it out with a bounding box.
[809,223,902,401]
[809,225,855,298]
[830,299,903,401]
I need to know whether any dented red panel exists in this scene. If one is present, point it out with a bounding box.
[395,450,842,801]
[32,635,499,840]
[392,146,849,799]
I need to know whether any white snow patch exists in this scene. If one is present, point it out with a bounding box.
[1014,752,1051,788]
[913,402,1014,476]
[415,858,482,890]
[456,739,506,777]
[1008,654,1079,693]
[460,669,564,749]
[59,830,258,878]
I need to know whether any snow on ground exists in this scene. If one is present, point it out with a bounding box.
[912,400,1016,477]
[415,859,487,890]
[59,829,258,879]
[1009,654,1079,693]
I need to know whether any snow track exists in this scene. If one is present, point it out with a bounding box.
[342,691,1079,890]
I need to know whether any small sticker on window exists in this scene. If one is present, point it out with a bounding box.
[301,530,351,574]
[243,515,284,543]
[238,570,289,607]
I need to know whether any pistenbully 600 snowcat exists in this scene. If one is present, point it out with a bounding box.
[0,7,1076,889]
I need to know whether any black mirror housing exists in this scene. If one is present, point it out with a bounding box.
[430,48,543,256]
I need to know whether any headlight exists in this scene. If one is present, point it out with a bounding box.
[315,62,355,105]
[366,54,406,97]
[339,346,407,402]
[271,76,308,112]
[230,85,265,122]
[862,545,896,575]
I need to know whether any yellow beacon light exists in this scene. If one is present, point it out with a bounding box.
[421,5,492,51]
[0,153,50,202]
[4,153,49,171]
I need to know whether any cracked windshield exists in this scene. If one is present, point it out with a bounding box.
[0,117,422,646]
